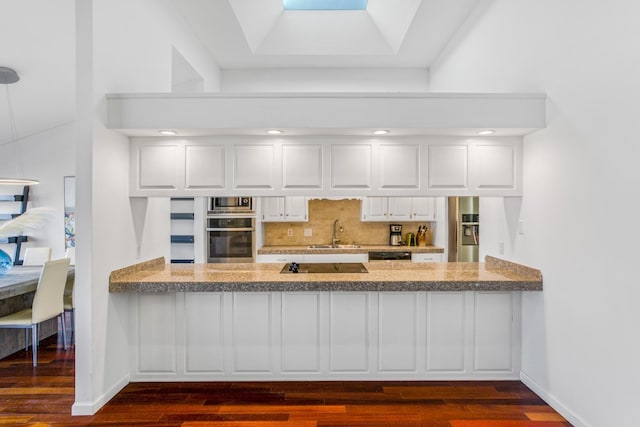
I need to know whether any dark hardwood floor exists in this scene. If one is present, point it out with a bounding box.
[0,334,572,426]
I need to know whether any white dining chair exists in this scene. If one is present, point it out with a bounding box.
[22,247,52,266]
[64,247,75,265]
[0,258,70,366]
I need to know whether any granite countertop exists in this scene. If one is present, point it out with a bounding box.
[258,245,445,254]
[109,256,542,293]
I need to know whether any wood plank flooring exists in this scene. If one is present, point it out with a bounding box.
[0,334,572,426]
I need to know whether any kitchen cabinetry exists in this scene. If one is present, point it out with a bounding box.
[234,144,275,189]
[256,253,367,264]
[282,144,323,189]
[130,137,521,197]
[0,186,29,265]
[428,140,520,192]
[361,197,437,222]
[129,290,521,381]
[330,144,372,190]
[255,254,305,264]
[428,144,469,190]
[412,253,443,263]
[469,143,517,189]
[185,144,225,189]
[261,196,308,222]
[170,198,195,264]
[377,144,420,189]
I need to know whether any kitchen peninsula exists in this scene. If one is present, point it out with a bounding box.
[111,256,540,382]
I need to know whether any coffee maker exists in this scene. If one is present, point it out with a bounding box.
[389,224,402,246]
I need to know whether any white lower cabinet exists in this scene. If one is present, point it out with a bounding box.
[412,253,443,263]
[130,291,520,380]
[255,254,305,263]
[256,253,367,264]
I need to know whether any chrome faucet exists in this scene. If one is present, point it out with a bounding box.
[332,219,343,245]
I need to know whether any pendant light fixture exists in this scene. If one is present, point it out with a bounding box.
[0,67,38,186]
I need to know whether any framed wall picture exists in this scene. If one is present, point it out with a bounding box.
[64,176,75,249]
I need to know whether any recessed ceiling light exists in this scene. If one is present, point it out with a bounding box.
[373,130,390,135]
[477,130,495,136]
[266,129,284,135]
[158,130,177,136]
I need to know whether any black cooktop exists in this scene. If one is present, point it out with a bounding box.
[280,262,368,274]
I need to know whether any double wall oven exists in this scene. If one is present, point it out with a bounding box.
[206,197,255,263]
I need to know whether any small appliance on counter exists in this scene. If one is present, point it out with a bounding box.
[389,224,402,246]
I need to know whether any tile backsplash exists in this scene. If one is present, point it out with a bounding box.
[263,199,434,246]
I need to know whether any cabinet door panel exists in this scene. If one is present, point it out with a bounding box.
[471,144,515,189]
[426,292,465,371]
[284,196,308,221]
[411,197,436,221]
[473,292,513,372]
[378,293,417,372]
[331,145,372,189]
[184,293,224,373]
[138,294,177,373]
[262,197,285,222]
[387,197,412,221]
[282,293,321,372]
[330,293,369,372]
[428,145,468,189]
[234,145,274,189]
[282,145,323,189]
[379,144,419,189]
[361,197,388,221]
[233,293,272,372]
[139,145,178,189]
[185,145,225,189]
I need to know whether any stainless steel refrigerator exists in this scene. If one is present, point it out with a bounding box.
[447,197,479,262]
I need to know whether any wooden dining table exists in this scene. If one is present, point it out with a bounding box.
[0,266,74,359]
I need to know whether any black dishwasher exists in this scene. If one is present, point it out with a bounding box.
[368,251,412,261]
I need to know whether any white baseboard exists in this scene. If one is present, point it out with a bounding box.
[520,371,590,427]
[71,374,130,416]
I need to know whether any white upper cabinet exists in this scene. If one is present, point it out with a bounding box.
[378,144,420,189]
[361,197,388,221]
[361,197,437,222]
[331,144,372,190]
[185,144,225,189]
[282,144,323,189]
[130,137,521,197]
[261,196,308,222]
[470,143,517,190]
[137,144,179,189]
[428,145,469,190]
[234,144,275,189]
[387,197,413,221]
[411,197,436,221]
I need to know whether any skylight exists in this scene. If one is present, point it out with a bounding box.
[283,0,368,11]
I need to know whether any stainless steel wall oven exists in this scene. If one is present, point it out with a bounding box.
[206,217,255,263]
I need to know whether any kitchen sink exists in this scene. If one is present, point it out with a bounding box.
[307,244,362,249]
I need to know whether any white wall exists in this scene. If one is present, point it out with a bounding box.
[0,123,75,260]
[430,1,640,426]
[221,68,429,92]
[72,0,222,414]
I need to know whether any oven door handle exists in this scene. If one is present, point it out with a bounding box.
[207,228,254,232]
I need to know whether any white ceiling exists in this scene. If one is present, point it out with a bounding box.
[173,0,483,68]
[0,0,487,146]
